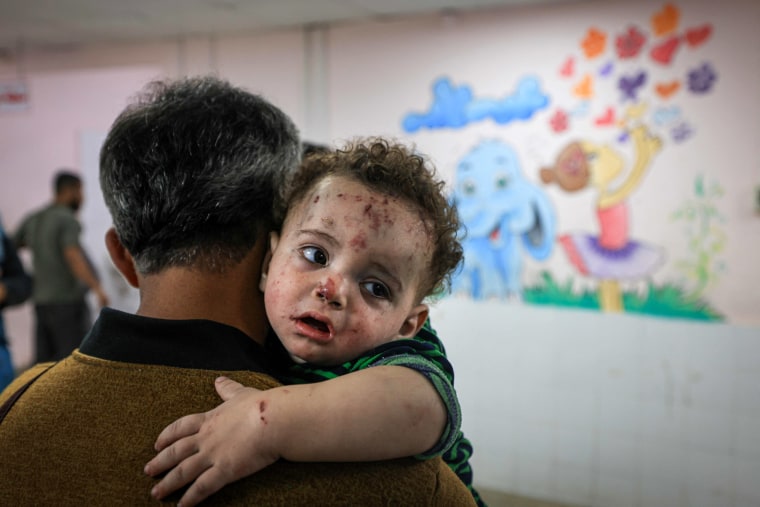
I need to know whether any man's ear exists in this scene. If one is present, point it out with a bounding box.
[105,227,139,288]
[396,304,429,339]
[258,231,280,292]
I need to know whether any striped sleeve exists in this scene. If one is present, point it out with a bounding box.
[282,319,461,458]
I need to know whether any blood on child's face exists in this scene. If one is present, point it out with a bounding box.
[262,175,432,366]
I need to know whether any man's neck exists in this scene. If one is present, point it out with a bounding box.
[135,255,269,345]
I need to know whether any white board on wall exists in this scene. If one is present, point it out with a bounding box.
[80,130,139,314]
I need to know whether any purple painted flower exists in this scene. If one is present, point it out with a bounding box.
[687,63,717,94]
[618,71,647,101]
[672,122,694,143]
[599,61,614,77]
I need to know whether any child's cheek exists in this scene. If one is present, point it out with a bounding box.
[266,267,288,295]
[342,328,365,353]
[344,320,387,353]
[264,278,285,315]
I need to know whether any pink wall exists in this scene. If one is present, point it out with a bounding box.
[0,66,163,367]
[0,30,307,369]
[0,67,162,227]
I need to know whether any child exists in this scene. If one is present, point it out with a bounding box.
[145,139,485,506]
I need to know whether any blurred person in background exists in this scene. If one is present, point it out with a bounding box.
[14,170,108,362]
[0,214,32,390]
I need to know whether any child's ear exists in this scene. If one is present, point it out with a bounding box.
[259,231,280,292]
[396,304,429,339]
[105,227,139,288]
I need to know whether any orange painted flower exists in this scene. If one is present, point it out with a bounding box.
[581,28,607,59]
[655,81,680,99]
[651,3,680,37]
[573,74,594,99]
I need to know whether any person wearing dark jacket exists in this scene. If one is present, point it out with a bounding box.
[0,216,32,390]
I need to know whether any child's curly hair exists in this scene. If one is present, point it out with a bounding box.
[276,137,463,300]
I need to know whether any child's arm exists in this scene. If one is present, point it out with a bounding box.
[145,364,447,506]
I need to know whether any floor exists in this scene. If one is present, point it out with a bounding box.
[479,488,583,507]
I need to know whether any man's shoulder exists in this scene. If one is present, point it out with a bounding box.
[0,363,55,406]
[47,205,77,223]
[0,360,475,506]
[27,204,57,218]
[16,205,67,232]
[208,456,476,507]
[15,208,41,234]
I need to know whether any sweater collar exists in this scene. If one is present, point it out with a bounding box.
[79,307,271,373]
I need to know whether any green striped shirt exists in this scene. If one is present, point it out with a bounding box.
[267,319,486,506]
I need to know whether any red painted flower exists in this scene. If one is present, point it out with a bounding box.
[550,109,568,133]
[615,26,646,59]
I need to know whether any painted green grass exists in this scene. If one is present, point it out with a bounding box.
[523,271,722,322]
[523,271,599,309]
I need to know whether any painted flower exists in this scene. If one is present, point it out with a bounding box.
[687,63,717,94]
[550,109,568,133]
[615,26,646,59]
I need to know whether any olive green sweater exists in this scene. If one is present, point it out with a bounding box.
[0,310,475,506]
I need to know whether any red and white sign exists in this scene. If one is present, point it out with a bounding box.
[0,82,29,112]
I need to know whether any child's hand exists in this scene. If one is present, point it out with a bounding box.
[144,377,281,507]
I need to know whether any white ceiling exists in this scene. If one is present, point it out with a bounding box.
[0,0,577,53]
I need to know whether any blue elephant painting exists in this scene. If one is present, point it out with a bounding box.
[451,140,556,299]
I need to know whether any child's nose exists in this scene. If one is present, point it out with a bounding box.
[315,276,347,309]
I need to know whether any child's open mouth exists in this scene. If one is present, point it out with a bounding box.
[293,314,333,342]
[301,316,329,333]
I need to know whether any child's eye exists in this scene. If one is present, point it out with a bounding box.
[300,246,328,265]
[362,281,391,300]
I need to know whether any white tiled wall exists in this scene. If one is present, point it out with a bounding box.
[431,299,760,507]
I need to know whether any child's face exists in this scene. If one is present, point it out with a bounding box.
[261,175,431,366]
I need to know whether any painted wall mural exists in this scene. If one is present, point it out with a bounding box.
[540,116,665,312]
[450,139,555,300]
[403,76,549,133]
[401,3,726,322]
